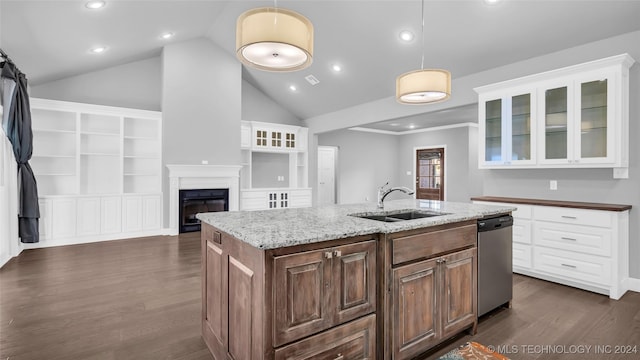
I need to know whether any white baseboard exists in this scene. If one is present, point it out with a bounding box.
[22,230,166,250]
[627,277,640,293]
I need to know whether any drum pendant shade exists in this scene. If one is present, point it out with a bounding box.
[396,69,451,104]
[236,7,313,72]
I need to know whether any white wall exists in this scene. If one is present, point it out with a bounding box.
[397,125,481,203]
[0,109,21,268]
[318,129,400,204]
[252,152,290,188]
[30,56,162,111]
[161,37,242,226]
[242,81,301,126]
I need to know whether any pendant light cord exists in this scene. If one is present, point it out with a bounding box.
[420,0,425,70]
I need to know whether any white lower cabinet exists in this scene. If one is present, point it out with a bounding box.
[35,193,162,248]
[101,196,122,234]
[77,197,101,236]
[240,188,312,211]
[142,195,161,230]
[473,198,629,299]
[52,198,77,238]
[38,199,52,240]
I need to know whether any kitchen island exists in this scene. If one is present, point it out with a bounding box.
[196,199,514,360]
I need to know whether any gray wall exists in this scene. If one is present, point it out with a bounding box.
[251,152,290,188]
[397,125,481,203]
[318,130,400,204]
[31,56,162,111]
[161,37,241,225]
[242,81,301,126]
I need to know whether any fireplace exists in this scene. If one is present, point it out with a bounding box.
[179,189,229,233]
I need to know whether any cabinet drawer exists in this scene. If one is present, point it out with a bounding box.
[513,219,531,244]
[533,206,612,228]
[512,243,531,269]
[534,222,611,256]
[533,247,611,286]
[392,224,476,265]
[275,314,376,360]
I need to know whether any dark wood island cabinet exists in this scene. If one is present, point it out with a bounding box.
[197,199,513,360]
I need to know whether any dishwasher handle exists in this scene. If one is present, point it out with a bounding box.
[477,215,513,232]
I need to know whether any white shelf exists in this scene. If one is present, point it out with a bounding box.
[81,152,119,156]
[81,131,119,137]
[33,128,76,134]
[32,154,76,159]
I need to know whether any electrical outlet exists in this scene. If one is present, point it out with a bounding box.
[201,160,208,165]
[406,170,412,176]
[550,180,558,190]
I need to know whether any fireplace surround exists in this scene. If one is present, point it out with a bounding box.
[167,165,242,235]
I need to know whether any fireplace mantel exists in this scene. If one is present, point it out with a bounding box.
[167,164,242,235]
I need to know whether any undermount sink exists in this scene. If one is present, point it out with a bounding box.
[352,210,449,222]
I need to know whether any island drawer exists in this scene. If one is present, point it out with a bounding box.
[274,314,376,360]
[392,222,476,265]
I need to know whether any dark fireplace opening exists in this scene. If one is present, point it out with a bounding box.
[179,188,229,233]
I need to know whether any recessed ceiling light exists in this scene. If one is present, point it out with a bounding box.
[399,30,414,42]
[289,85,297,92]
[90,46,107,54]
[332,64,342,72]
[160,32,175,40]
[85,1,106,9]
[483,0,501,4]
[408,124,416,129]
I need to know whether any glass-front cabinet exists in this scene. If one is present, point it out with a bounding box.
[539,74,614,165]
[476,53,633,178]
[479,89,535,167]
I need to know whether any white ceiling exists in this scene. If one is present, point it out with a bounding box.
[2,0,640,130]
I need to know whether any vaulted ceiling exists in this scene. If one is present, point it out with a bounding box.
[2,0,640,129]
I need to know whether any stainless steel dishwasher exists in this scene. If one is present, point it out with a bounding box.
[477,214,513,317]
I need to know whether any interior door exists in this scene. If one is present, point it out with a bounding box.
[415,148,444,201]
[318,146,337,205]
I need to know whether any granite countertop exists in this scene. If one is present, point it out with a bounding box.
[196,199,515,250]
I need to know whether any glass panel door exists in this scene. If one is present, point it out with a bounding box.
[580,80,608,158]
[416,148,444,201]
[484,99,502,162]
[511,93,531,161]
[544,86,569,160]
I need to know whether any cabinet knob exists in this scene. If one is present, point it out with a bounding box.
[333,250,342,257]
[334,354,344,360]
[325,252,333,259]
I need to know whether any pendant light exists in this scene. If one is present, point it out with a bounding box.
[236,1,313,72]
[396,0,451,104]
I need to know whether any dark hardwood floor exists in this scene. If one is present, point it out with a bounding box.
[1,233,639,360]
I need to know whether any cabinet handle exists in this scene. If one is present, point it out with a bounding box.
[333,250,342,257]
[325,252,333,259]
[561,263,577,269]
[334,354,344,360]
[561,237,577,241]
[561,215,577,219]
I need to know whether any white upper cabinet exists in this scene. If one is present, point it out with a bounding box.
[476,54,635,178]
[479,87,536,167]
[245,121,302,152]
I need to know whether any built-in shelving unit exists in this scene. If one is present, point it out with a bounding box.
[28,98,163,248]
[240,121,311,211]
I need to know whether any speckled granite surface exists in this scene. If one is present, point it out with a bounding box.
[196,199,515,250]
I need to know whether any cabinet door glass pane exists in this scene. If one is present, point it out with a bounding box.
[511,94,531,161]
[545,87,568,160]
[581,80,607,158]
[485,99,502,161]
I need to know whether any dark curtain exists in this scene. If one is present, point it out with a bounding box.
[1,61,39,243]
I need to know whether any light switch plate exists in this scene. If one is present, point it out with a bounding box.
[550,180,557,190]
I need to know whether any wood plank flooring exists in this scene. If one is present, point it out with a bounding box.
[1,233,639,360]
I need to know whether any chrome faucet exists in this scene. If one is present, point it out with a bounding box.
[377,182,415,208]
